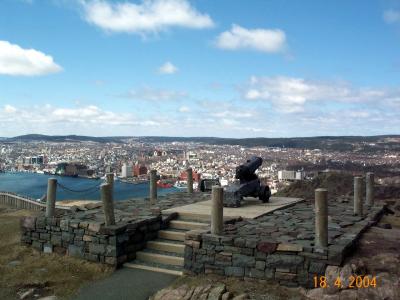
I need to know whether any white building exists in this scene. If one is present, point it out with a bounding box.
[121,163,133,178]
[278,170,304,182]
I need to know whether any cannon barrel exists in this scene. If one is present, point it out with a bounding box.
[235,156,263,180]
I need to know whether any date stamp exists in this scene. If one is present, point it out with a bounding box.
[313,275,377,289]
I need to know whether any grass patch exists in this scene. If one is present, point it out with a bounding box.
[0,205,113,300]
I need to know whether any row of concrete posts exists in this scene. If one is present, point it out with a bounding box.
[208,173,375,249]
[45,168,196,226]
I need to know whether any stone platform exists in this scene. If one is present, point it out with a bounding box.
[162,196,303,219]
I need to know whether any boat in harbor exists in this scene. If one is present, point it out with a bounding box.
[157,180,173,188]
[173,180,198,190]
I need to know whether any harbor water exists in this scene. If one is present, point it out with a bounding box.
[0,172,178,201]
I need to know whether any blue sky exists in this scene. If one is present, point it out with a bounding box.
[0,0,399,138]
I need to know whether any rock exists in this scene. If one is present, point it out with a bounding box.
[232,294,249,300]
[221,292,232,300]
[37,296,58,300]
[306,288,324,300]
[338,289,357,300]
[256,241,277,254]
[8,260,21,267]
[19,288,35,299]
[376,223,392,229]
[350,259,367,276]
[207,284,226,300]
[338,264,353,289]
[324,266,340,295]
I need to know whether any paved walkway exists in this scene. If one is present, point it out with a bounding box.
[162,196,303,219]
[74,268,177,300]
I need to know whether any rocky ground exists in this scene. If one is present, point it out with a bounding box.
[0,205,112,300]
[149,197,400,300]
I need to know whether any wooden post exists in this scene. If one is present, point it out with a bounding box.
[150,169,157,205]
[106,173,114,192]
[46,178,57,218]
[366,172,374,207]
[101,183,115,226]
[315,188,328,248]
[211,185,224,235]
[187,167,193,194]
[354,177,363,216]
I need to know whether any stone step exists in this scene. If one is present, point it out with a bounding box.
[146,240,185,254]
[135,251,184,267]
[175,212,211,223]
[158,230,186,241]
[169,220,209,231]
[124,262,183,276]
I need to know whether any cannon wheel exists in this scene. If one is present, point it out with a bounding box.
[259,185,271,203]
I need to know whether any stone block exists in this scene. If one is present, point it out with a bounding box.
[100,224,127,235]
[89,243,106,255]
[40,233,50,240]
[61,232,74,242]
[255,260,265,270]
[105,245,117,256]
[53,246,66,255]
[266,254,304,268]
[232,254,255,267]
[78,221,89,229]
[233,237,246,247]
[184,246,193,260]
[239,247,254,256]
[88,222,103,233]
[257,241,277,254]
[105,256,117,265]
[67,245,84,258]
[21,216,36,230]
[255,250,267,260]
[203,234,220,244]
[84,253,99,262]
[309,261,326,275]
[245,267,265,279]
[277,243,303,252]
[196,254,214,264]
[225,266,244,277]
[245,238,258,248]
[69,220,80,229]
[220,236,233,246]
[51,234,62,246]
[222,246,240,254]
[265,268,275,279]
[43,244,53,254]
[275,272,297,281]
[36,217,46,229]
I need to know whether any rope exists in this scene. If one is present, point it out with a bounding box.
[56,182,101,194]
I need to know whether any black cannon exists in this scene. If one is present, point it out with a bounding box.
[223,156,271,207]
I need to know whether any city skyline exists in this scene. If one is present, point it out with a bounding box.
[1,0,400,138]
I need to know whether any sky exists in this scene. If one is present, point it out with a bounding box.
[0,0,400,138]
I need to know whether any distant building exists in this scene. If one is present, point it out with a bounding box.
[121,163,133,178]
[134,164,147,177]
[278,170,304,182]
[179,170,201,182]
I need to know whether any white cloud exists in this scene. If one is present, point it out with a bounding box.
[81,0,214,35]
[383,9,400,24]
[158,61,178,74]
[215,24,286,53]
[0,40,62,76]
[4,105,17,113]
[243,76,400,113]
[178,106,190,113]
[123,86,187,101]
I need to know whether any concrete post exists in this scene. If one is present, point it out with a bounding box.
[101,183,115,226]
[187,167,193,194]
[211,185,224,235]
[354,176,363,216]
[106,173,114,192]
[366,172,374,207]
[46,178,57,218]
[150,169,157,205]
[315,188,328,248]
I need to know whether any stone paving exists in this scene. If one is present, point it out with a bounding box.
[183,197,386,287]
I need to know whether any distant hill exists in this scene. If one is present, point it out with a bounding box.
[5,134,124,143]
[2,134,400,151]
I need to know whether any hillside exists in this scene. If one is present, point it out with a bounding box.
[275,172,400,201]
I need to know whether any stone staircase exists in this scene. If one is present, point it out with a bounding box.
[124,213,210,276]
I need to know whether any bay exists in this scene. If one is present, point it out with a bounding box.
[0,172,178,201]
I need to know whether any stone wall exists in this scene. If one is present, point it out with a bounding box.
[183,205,385,288]
[20,212,177,267]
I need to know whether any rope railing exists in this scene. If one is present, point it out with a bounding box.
[56,182,102,194]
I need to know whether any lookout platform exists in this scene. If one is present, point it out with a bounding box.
[162,196,303,219]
